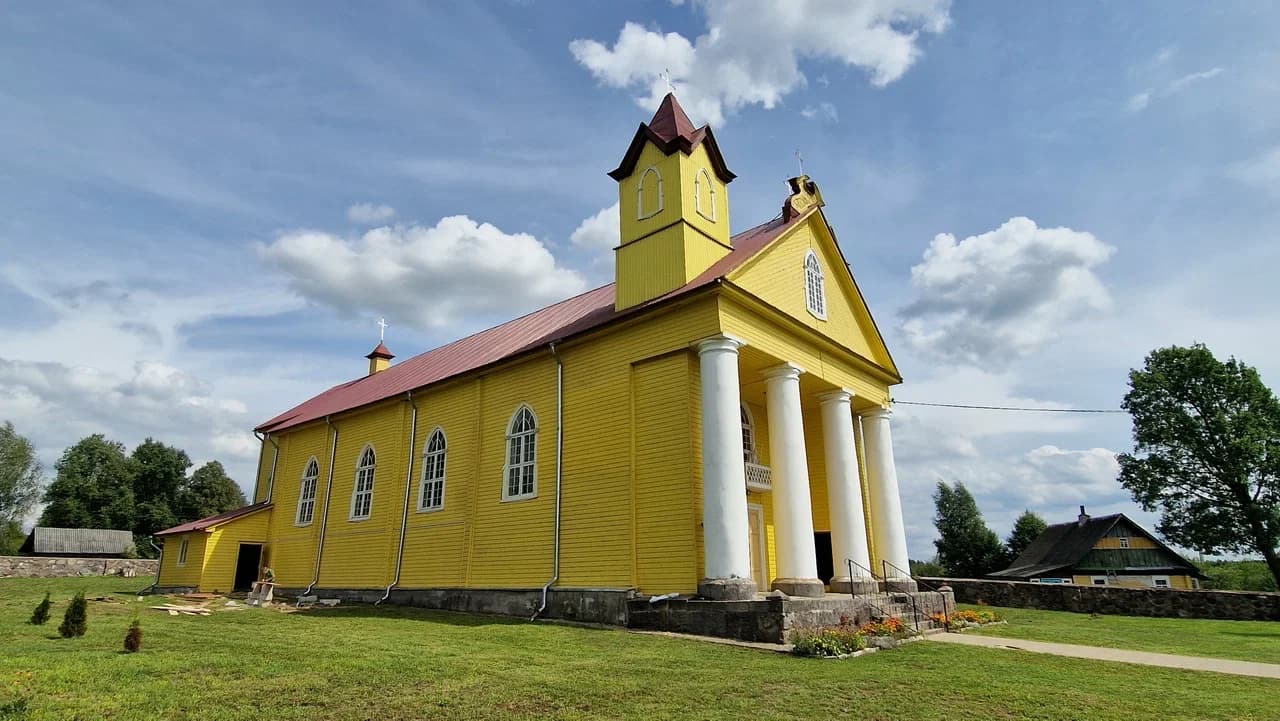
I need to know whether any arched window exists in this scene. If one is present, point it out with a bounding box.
[503,405,537,501]
[636,166,664,220]
[350,445,376,520]
[804,250,827,320]
[695,168,717,222]
[296,457,319,525]
[740,404,757,464]
[419,428,446,512]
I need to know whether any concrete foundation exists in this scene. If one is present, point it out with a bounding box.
[771,577,826,598]
[697,577,757,601]
[829,577,881,595]
[274,586,635,625]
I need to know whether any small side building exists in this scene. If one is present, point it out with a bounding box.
[990,507,1206,589]
[19,527,136,558]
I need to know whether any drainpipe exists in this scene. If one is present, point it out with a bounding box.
[532,342,564,620]
[303,417,339,597]
[378,390,419,605]
[141,536,163,594]
[254,431,281,502]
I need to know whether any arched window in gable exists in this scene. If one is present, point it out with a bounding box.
[296,457,319,525]
[804,250,827,320]
[636,166,664,220]
[695,168,717,222]
[503,405,537,501]
[350,445,376,520]
[419,428,446,512]
[740,404,757,464]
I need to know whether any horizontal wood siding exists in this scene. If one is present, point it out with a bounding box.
[200,512,270,593]
[158,533,206,587]
[264,424,329,587]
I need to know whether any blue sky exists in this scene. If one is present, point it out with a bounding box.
[2,1,1278,558]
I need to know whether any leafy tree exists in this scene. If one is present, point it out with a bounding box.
[174,461,246,521]
[30,591,51,625]
[59,590,88,638]
[933,481,1009,577]
[130,439,190,537]
[0,421,43,550]
[1118,344,1280,586]
[39,435,137,531]
[1005,510,1049,561]
[909,558,945,577]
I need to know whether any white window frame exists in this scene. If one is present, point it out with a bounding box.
[502,405,538,501]
[1091,576,1108,586]
[349,445,376,521]
[1191,578,1200,590]
[177,536,189,567]
[1118,536,1130,548]
[694,167,717,222]
[740,403,757,464]
[418,427,447,512]
[1152,576,1170,588]
[636,166,664,220]
[296,457,319,526]
[804,250,827,320]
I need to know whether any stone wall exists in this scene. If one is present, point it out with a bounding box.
[926,577,1280,622]
[0,556,159,579]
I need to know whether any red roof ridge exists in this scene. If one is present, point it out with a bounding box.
[648,93,697,143]
[155,501,272,537]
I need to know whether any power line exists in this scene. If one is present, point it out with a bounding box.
[893,400,1125,414]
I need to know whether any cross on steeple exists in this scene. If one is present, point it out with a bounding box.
[795,148,805,176]
[377,317,388,342]
[660,68,674,94]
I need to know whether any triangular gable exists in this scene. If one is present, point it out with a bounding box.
[726,209,900,380]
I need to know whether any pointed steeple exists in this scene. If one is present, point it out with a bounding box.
[647,93,697,144]
[365,342,394,375]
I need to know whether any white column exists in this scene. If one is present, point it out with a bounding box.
[818,390,874,593]
[862,407,912,586]
[762,363,824,597]
[695,336,756,600]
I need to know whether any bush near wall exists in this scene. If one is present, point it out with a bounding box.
[1200,560,1277,593]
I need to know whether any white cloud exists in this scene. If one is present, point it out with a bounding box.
[570,202,621,254]
[259,215,589,330]
[898,217,1115,366]
[800,102,839,122]
[1127,66,1225,113]
[1229,145,1280,191]
[1126,92,1151,113]
[346,202,396,224]
[570,0,950,125]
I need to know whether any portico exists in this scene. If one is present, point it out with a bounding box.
[695,335,912,600]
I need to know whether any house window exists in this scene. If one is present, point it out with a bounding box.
[804,250,826,319]
[694,168,716,222]
[740,404,757,464]
[350,446,376,520]
[177,536,189,567]
[1091,577,1107,586]
[1191,578,1200,590]
[419,428,446,512]
[296,458,319,525]
[637,166,664,220]
[1153,577,1170,588]
[503,406,537,501]
[1118,536,1130,548]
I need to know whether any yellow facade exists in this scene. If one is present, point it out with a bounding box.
[160,97,903,599]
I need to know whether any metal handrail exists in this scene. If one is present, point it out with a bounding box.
[844,558,892,625]
[882,558,951,632]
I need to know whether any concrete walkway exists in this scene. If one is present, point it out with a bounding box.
[932,632,1280,680]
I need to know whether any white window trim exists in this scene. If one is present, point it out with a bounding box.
[740,403,757,464]
[177,536,189,567]
[418,427,447,513]
[1118,536,1130,548]
[1091,576,1108,586]
[502,405,538,502]
[636,166,664,220]
[694,168,716,222]
[295,456,320,527]
[349,444,376,521]
[1152,576,1171,588]
[804,250,827,320]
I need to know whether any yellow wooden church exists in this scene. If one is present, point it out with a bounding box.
[156,94,912,621]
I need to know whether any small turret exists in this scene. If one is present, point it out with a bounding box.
[365,342,394,376]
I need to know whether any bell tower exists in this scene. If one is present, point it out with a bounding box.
[608,94,736,311]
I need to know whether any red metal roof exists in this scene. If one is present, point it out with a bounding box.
[256,213,800,434]
[155,501,273,537]
[365,342,394,360]
[648,93,697,143]
[608,93,735,183]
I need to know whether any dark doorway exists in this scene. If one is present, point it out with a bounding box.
[814,532,833,584]
[234,544,263,592]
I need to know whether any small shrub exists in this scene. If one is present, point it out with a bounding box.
[791,626,867,657]
[124,619,143,653]
[29,593,51,626]
[859,616,910,637]
[932,608,1003,630]
[58,591,88,639]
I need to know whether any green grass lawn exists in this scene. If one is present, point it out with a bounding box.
[2,578,1277,721]
[962,603,1280,665]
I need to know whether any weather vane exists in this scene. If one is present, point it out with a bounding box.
[795,148,805,176]
[377,317,388,342]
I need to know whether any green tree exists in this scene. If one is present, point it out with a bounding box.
[130,439,190,539]
[59,590,88,638]
[933,481,1008,577]
[1118,344,1280,586]
[39,435,137,531]
[0,421,43,552]
[1005,510,1048,561]
[174,461,246,521]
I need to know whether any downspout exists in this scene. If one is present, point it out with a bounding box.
[254,431,281,502]
[532,341,564,620]
[303,417,339,596]
[141,536,163,594]
[378,390,419,605]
